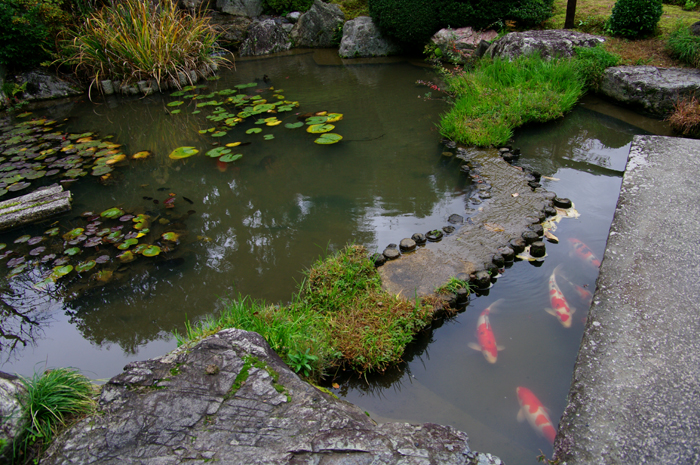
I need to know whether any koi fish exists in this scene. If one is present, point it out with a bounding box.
[468,299,504,363]
[516,387,557,444]
[216,159,228,172]
[546,265,575,328]
[574,284,593,305]
[568,238,601,268]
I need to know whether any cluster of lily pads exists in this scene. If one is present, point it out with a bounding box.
[0,196,190,293]
[0,115,148,200]
[164,83,344,165]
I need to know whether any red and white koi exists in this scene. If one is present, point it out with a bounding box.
[516,387,557,444]
[568,238,601,268]
[468,299,504,363]
[546,265,575,328]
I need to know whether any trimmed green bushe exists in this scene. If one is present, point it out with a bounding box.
[61,0,227,89]
[606,0,663,38]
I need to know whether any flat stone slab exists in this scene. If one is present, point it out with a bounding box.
[485,30,605,61]
[379,149,552,297]
[554,135,700,463]
[43,328,504,465]
[0,185,71,231]
[600,66,700,117]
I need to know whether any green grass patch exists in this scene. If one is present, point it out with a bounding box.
[435,276,473,295]
[328,0,369,19]
[12,368,96,464]
[666,21,700,66]
[176,245,443,381]
[438,54,585,147]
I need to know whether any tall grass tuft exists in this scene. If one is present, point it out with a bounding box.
[13,368,96,463]
[573,45,621,91]
[61,0,227,89]
[666,22,700,67]
[439,54,584,147]
[668,95,700,137]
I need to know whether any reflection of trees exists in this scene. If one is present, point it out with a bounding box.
[513,106,647,176]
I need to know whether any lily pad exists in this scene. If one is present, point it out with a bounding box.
[307,124,335,134]
[285,122,304,129]
[29,246,46,256]
[326,113,343,122]
[7,182,31,192]
[101,207,124,219]
[8,264,28,278]
[167,101,185,107]
[305,116,328,125]
[7,257,25,267]
[91,165,112,176]
[263,134,275,140]
[27,236,44,245]
[14,235,31,244]
[162,232,180,241]
[117,238,139,250]
[132,151,151,160]
[62,228,85,241]
[314,133,343,145]
[246,128,262,135]
[65,247,81,256]
[133,244,149,254]
[169,146,199,160]
[76,260,96,272]
[226,142,242,147]
[219,153,242,163]
[94,270,113,282]
[170,110,181,114]
[211,131,227,138]
[51,264,73,278]
[117,251,136,263]
[206,147,231,158]
[142,245,161,257]
[95,255,111,264]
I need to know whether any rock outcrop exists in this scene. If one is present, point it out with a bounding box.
[239,18,293,56]
[429,27,498,64]
[599,66,700,117]
[42,328,503,464]
[10,70,82,102]
[291,0,344,48]
[0,372,26,459]
[209,12,252,48]
[485,30,604,60]
[215,0,263,17]
[338,16,400,58]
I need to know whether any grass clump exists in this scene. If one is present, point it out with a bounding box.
[666,22,700,66]
[667,95,700,137]
[11,368,96,464]
[177,245,438,380]
[573,45,621,90]
[435,276,472,295]
[61,0,227,89]
[438,54,584,147]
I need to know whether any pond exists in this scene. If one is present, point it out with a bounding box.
[0,51,668,464]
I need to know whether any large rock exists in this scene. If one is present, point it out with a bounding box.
[208,12,252,48]
[0,372,26,459]
[11,70,82,102]
[178,0,211,11]
[599,66,700,117]
[42,328,502,464]
[215,0,263,17]
[291,0,344,48]
[429,27,498,64]
[485,29,605,61]
[338,16,400,58]
[239,18,293,56]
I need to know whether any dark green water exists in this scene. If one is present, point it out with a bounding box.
[0,51,666,464]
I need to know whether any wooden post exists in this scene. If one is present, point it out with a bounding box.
[564,0,578,29]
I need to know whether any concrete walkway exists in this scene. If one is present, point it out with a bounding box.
[554,135,700,464]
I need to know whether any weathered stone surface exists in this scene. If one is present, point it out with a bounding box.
[178,0,211,11]
[239,18,292,56]
[691,20,700,36]
[599,66,700,117]
[0,372,25,459]
[10,70,82,102]
[0,185,71,231]
[208,12,251,47]
[215,0,262,17]
[339,16,400,58]
[485,29,605,61]
[429,27,498,64]
[399,237,416,251]
[291,0,344,48]
[43,329,492,464]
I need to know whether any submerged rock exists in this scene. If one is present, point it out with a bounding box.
[486,29,604,61]
[291,0,344,48]
[43,329,492,464]
[339,16,400,58]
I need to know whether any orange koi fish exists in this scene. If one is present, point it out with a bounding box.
[568,238,601,268]
[468,299,504,363]
[516,387,557,444]
[546,265,575,328]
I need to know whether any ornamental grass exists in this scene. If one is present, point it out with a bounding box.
[61,0,228,89]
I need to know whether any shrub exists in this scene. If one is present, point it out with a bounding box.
[263,0,314,15]
[61,0,226,89]
[369,0,554,50]
[606,0,663,38]
[666,23,700,67]
[668,95,700,137]
[0,0,70,69]
[574,45,620,91]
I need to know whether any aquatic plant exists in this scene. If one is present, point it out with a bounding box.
[12,368,96,464]
[61,0,227,89]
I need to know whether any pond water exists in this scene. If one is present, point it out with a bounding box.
[0,51,668,464]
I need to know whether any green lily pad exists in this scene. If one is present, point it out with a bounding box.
[161,232,180,241]
[117,238,139,250]
[33,277,55,290]
[170,109,181,114]
[0,244,5,251]
[314,133,343,145]
[51,264,73,278]
[246,128,262,134]
[263,134,275,140]
[285,122,304,129]
[8,264,27,279]
[167,101,185,107]
[101,207,124,219]
[169,146,199,159]
[133,244,149,254]
[306,116,328,125]
[142,245,161,257]
[211,132,227,137]
[307,124,335,134]
[235,82,257,89]
[65,247,81,256]
[76,260,96,273]
[219,153,242,163]
[45,227,60,236]
[14,235,31,244]
[206,147,232,158]
[117,251,136,263]
[170,90,186,97]
[326,113,343,122]
[91,165,112,176]
[62,228,85,241]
